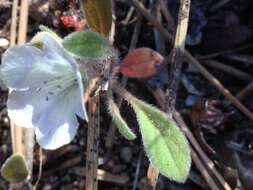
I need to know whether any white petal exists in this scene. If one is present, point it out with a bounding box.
[0,34,77,90]
[32,85,82,149]
[76,72,88,121]
[7,92,34,128]
[43,34,79,71]
[7,82,85,149]
[35,116,78,150]
[1,45,45,89]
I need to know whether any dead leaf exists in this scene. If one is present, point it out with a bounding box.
[119,48,164,78]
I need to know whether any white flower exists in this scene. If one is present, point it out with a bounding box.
[0,33,88,150]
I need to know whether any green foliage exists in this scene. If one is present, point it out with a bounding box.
[1,154,29,184]
[62,30,114,59]
[108,98,136,140]
[131,98,191,182]
[81,0,112,37]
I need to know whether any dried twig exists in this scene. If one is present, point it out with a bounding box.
[9,0,22,156]
[131,0,253,122]
[43,156,129,185]
[197,43,253,60]
[201,60,253,82]
[237,82,253,101]
[10,0,18,46]
[86,96,100,190]
[165,0,191,114]
[191,148,219,190]
[132,151,143,190]
[33,148,43,190]
[159,0,175,32]
[224,54,253,66]
[122,6,135,25]
[209,0,232,12]
[18,0,29,44]
[17,0,35,179]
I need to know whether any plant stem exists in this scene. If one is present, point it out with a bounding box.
[85,96,100,190]
[165,0,191,115]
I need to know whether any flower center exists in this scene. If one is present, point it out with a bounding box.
[36,74,78,102]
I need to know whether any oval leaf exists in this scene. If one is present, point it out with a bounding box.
[1,154,29,184]
[81,0,112,37]
[108,98,136,140]
[131,98,191,182]
[62,30,114,59]
[119,48,164,78]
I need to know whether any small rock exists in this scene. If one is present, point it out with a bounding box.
[0,38,9,48]
[42,184,52,190]
[120,147,133,163]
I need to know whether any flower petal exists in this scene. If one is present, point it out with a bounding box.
[35,115,78,150]
[76,72,88,121]
[7,82,85,149]
[32,85,83,149]
[1,45,46,89]
[42,33,79,71]
[7,91,34,128]
[0,34,77,90]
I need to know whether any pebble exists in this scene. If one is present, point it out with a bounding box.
[0,38,9,48]
[120,147,133,163]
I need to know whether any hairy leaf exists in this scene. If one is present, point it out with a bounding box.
[81,0,112,37]
[131,98,191,182]
[119,48,164,78]
[108,98,136,140]
[1,154,29,184]
[62,30,114,59]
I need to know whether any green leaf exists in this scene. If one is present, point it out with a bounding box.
[108,98,136,140]
[131,98,191,183]
[81,0,112,37]
[1,154,29,184]
[62,30,114,59]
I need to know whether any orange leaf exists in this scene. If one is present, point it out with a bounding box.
[119,48,164,78]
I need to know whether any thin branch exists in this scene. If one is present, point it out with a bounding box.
[165,0,191,114]
[197,43,253,60]
[209,0,232,12]
[86,96,100,190]
[18,0,29,44]
[201,60,253,82]
[33,148,43,190]
[132,151,143,190]
[191,148,219,190]
[237,82,253,101]
[10,0,18,46]
[43,156,129,185]
[17,0,35,179]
